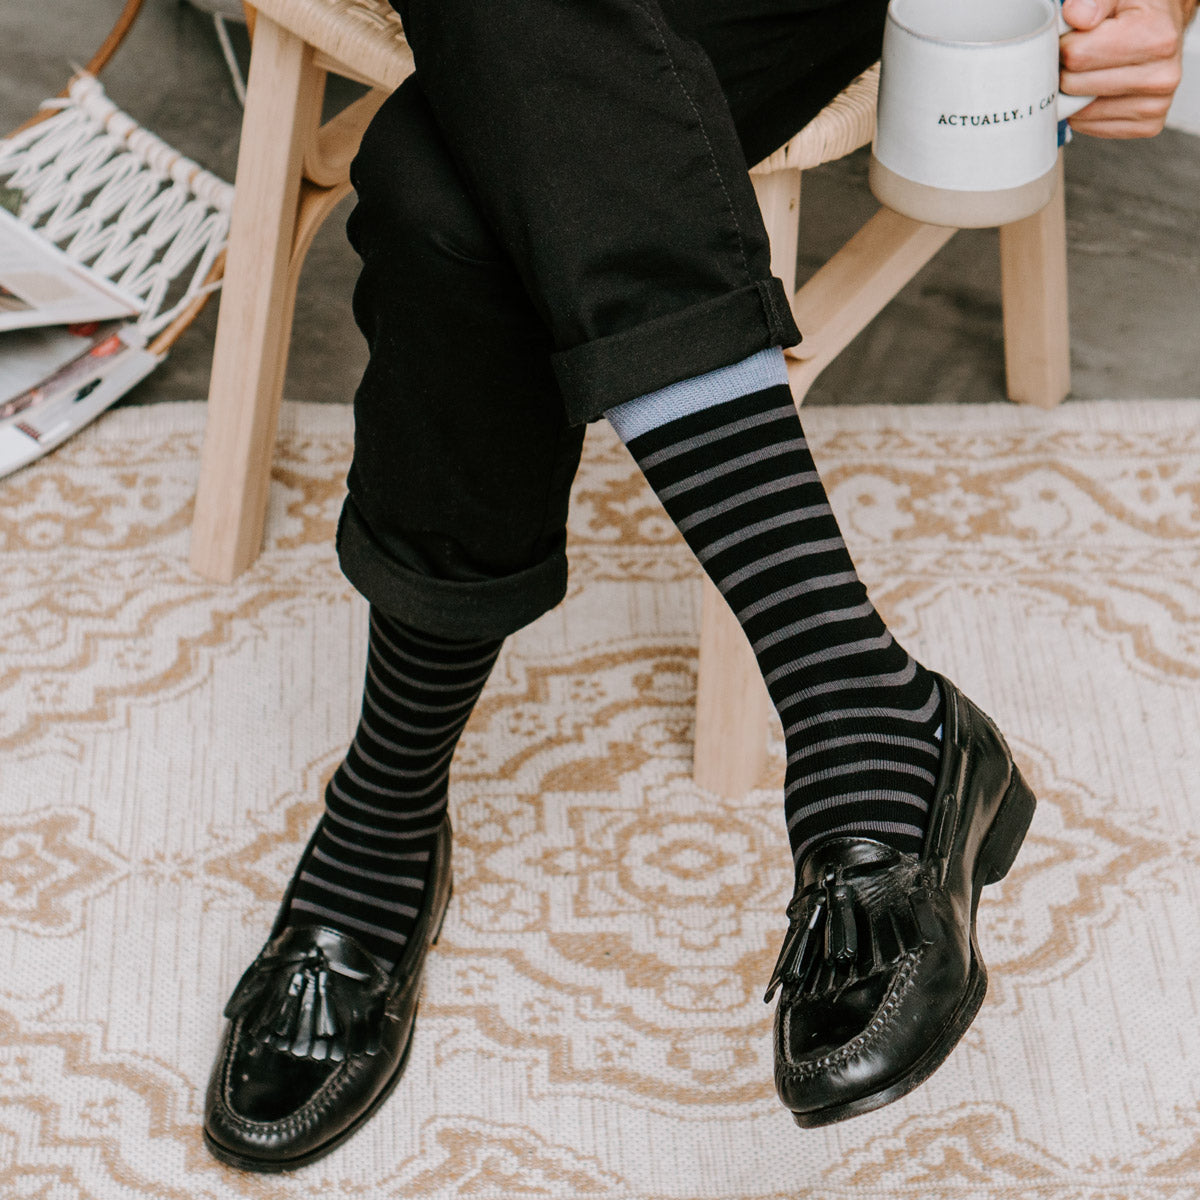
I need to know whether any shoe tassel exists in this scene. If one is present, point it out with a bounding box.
[225,942,390,1063]
[763,866,940,1004]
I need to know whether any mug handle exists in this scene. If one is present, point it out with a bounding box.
[1058,91,1094,120]
[1056,6,1096,119]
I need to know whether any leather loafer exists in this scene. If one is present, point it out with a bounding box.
[768,675,1035,1126]
[203,814,452,1171]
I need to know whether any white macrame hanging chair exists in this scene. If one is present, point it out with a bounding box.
[2,0,233,348]
[0,0,233,476]
[0,72,234,342]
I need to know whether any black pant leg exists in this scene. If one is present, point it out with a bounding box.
[339,80,585,639]
[391,0,802,424]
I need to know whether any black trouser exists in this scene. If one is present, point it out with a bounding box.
[337,0,888,640]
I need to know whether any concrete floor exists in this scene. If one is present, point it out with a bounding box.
[3,0,1199,409]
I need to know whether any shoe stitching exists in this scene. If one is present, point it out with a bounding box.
[216,1021,354,1134]
[776,950,924,1079]
[215,1015,405,1136]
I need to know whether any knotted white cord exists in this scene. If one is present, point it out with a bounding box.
[0,74,232,337]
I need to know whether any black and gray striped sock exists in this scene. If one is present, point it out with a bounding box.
[608,350,943,866]
[285,608,502,967]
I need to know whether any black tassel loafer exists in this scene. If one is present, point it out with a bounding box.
[203,814,452,1171]
[767,676,1036,1127]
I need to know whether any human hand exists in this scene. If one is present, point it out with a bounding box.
[1059,0,1197,136]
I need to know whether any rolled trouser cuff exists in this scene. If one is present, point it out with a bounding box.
[336,498,568,640]
[552,277,800,425]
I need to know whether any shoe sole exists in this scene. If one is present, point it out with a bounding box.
[789,765,1036,1129]
[204,879,454,1173]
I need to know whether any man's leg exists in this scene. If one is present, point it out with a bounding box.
[205,0,1033,1167]
[203,82,588,1171]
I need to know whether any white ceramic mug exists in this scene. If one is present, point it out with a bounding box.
[869,0,1093,227]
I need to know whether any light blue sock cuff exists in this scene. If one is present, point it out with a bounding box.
[605,347,789,442]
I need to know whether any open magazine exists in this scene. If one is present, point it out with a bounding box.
[0,200,158,476]
[0,319,158,477]
[0,206,145,332]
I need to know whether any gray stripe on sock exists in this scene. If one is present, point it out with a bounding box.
[289,899,411,946]
[762,631,895,689]
[312,845,429,886]
[696,504,833,564]
[358,707,464,756]
[632,404,799,470]
[370,650,493,696]
[367,662,482,714]
[362,690,466,741]
[369,614,501,673]
[322,825,438,859]
[350,735,456,781]
[784,758,938,800]
[297,871,421,918]
[775,660,919,716]
[785,791,931,831]
[787,731,944,766]
[717,544,848,594]
[752,601,874,655]
[735,570,858,622]
[674,470,818,532]
[781,680,942,740]
[657,444,809,504]
[329,773,445,817]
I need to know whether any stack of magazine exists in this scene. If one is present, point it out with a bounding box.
[0,199,160,479]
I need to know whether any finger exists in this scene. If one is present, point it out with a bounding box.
[1061,57,1184,97]
[1060,0,1117,31]
[1066,91,1175,119]
[1069,114,1171,136]
[1060,6,1182,72]
[1067,91,1174,135]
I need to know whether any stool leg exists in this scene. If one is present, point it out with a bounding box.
[693,578,772,795]
[785,207,954,401]
[999,152,1070,409]
[190,15,325,582]
[691,169,799,797]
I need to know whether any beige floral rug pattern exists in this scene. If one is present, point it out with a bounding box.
[3,399,1199,1199]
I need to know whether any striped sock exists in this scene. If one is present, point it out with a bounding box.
[285,608,503,967]
[607,349,943,866]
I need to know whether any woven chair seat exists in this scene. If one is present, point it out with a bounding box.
[252,0,413,88]
[750,65,878,174]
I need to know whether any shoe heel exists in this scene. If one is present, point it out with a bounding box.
[978,768,1036,885]
[431,877,453,946]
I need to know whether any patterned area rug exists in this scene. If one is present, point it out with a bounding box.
[3,398,1200,1199]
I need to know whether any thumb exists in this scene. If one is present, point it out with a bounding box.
[1060,0,1117,30]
